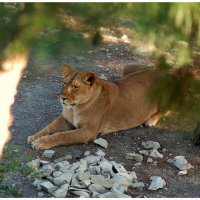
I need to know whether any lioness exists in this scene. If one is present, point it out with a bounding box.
[28,64,170,150]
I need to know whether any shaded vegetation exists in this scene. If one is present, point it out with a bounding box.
[0,145,21,197]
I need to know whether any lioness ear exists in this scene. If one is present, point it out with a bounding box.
[62,64,72,77]
[82,72,96,86]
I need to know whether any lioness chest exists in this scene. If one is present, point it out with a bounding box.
[62,106,80,128]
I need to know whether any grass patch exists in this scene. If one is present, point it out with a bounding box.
[0,144,22,197]
[0,144,35,197]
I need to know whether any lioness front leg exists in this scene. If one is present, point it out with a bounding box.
[31,127,98,150]
[27,115,73,144]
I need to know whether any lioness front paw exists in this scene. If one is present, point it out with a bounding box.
[27,135,37,144]
[32,136,53,150]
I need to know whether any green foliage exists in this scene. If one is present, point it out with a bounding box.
[0,144,22,197]
[1,2,200,120]
[0,144,20,182]
[21,164,41,182]
[1,3,200,62]
[0,184,21,198]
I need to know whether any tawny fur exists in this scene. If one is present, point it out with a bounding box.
[28,64,170,150]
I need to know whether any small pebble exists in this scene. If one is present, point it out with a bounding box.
[42,150,55,159]
[147,158,153,163]
[177,170,188,176]
[37,192,44,197]
[95,149,106,157]
[83,151,90,157]
[94,138,108,148]
[132,182,145,188]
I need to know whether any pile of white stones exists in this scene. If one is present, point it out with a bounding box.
[126,141,164,165]
[27,149,137,198]
[26,139,193,198]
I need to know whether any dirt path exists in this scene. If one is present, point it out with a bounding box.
[6,29,200,198]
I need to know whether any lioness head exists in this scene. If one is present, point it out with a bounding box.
[60,64,97,107]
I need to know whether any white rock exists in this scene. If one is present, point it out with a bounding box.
[70,190,90,198]
[167,158,174,164]
[177,170,188,176]
[42,150,55,159]
[132,182,145,188]
[99,74,108,80]
[148,176,166,191]
[83,151,90,157]
[98,192,115,198]
[111,186,131,198]
[69,188,90,198]
[173,156,192,170]
[39,160,50,165]
[78,172,90,181]
[56,161,71,173]
[110,161,128,174]
[88,166,97,175]
[33,179,43,190]
[139,150,150,156]
[47,175,54,182]
[90,175,114,188]
[149,149,163,159]
[37,192,44,197]
[134,162,142,166]
[142,141,161,150]
[70,161,80,171]
[88,184,108,194]
[91,191,100,198]
[40,181,56,193]
[95,149,105,157]
[77,159,87,172]
[94,138,108,148]
[51,183,69,198]
[71,174,85,189]
[147,158,153,163]
[84,156,100,165]
[113,172,133,186]
[40,164,55,177]
[69,187,89,192]
[129,171,137,180]
[99,160,113,173]
[162,148,167,153]
[94,166,101,174]
[54,155,72,163]
[125,153,143,162]
[53,172,74,186]
[52,171,62,178]
[82,179,91,187]
[153,161,158,165]
[117,184,128,193]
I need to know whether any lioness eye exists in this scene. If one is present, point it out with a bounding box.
[63,82,67,86]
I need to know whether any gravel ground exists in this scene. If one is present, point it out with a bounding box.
[5,28,200,198]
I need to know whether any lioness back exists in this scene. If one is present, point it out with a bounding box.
[99,69,161,134]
